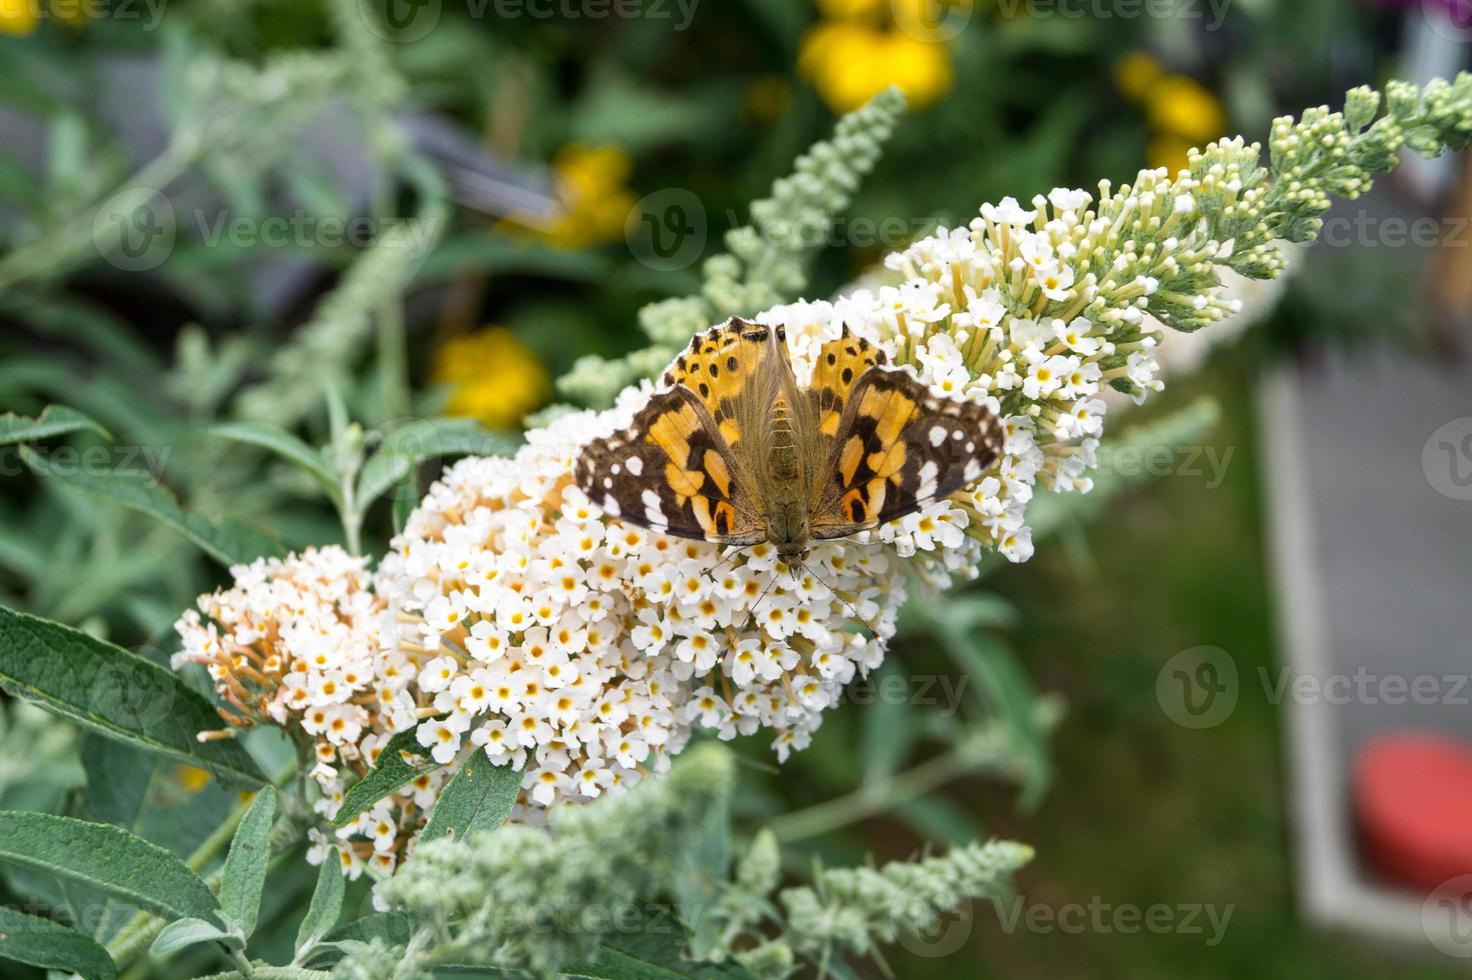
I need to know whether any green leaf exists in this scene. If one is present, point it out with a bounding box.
[930,611,1050,807]
[0,812,218,922]
[0,905,116,980]
[81,735,236,859]
[210,422,339,500]
[0,606,268,789]
[860,661,920,787]
[332,728,438,828]
[324,910,418,948]
[219,787,278,938]
[418,757,523,844]
[356,419,519,509]
[294,858,345,956]
[20,446,281,567]
[150,917,239,956]
[0,405,110,446]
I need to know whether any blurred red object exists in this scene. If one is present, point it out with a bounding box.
[1356,732,1472,891]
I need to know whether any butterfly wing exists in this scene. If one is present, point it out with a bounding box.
[576,317,781,545]
[808,363,1003,539]
[576,384,766,544]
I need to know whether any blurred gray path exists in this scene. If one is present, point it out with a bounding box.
[1261,346,1472,948]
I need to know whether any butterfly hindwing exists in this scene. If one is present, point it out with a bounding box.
[809,366,1003,538]
[575,382,766,545]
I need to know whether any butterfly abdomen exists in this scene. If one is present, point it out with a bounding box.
[764,397,810,555]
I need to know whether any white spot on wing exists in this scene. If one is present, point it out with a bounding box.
[641,488,666,527]
[963,460,982,483]
[928,425,947,448]
[602,495,621,517]
[625,456,644,476]
[917,460,939,500]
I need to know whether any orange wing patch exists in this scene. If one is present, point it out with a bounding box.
[810,366,1002,538]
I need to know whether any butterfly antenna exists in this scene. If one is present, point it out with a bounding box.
[703,546,745,584]
[794,557,885,642]
[739,565,788,633]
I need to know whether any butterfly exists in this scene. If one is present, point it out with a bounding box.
[574,316,1003,565]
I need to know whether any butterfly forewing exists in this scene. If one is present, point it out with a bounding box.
[574,383,765,545]
[808,365,1003,539]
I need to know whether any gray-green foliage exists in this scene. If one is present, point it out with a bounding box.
[556,88,907,408]
[353,744,738,979]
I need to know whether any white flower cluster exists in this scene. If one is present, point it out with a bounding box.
[373,389,980,820]
[173,547,414,877]
[176,178,1253,871]
[764,176,1246,562]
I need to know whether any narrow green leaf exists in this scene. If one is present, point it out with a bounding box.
[0,405,110,446]
[0,812,218,922]
[324,911,417,948]
[294,858,345,956]
[21,446,281,567]
[859,660,919,787]
[0,905,116,980]
[418,758,523,844]
[0,606,268,789]
[150,917,239,956]
[332,729,438,828]
[356,419,519,508]
[932,614,1050,806]
[210,422,339,500]
[219,787,277,938]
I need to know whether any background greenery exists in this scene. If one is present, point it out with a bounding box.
[0,0,1462,976]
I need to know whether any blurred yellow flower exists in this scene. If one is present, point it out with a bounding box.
[1116,52,1224,173]
[1147,76,1225,145]
[0,0,38,36]
[800,20,953,113]
[817,0,888,16]
[1114,51,1164,102]
[1147,135,1196,176]
[432,327,550,430]
[512,143,637,251]
[173,765,213,794]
